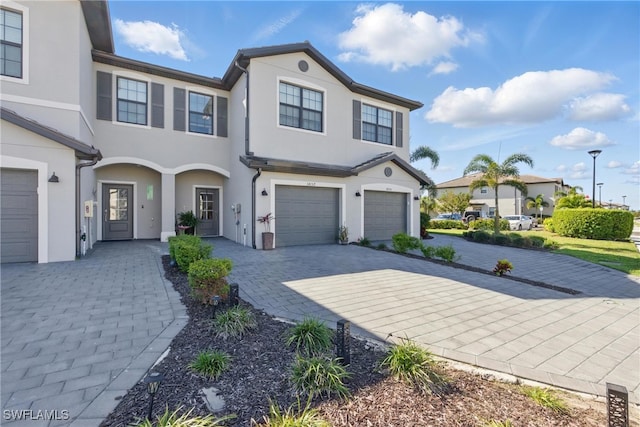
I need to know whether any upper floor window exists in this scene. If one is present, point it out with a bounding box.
[279,82,323,132]
[189,91,213,135]
[117,77,147,125]
[362,104,392,145]
[1,8,22,78]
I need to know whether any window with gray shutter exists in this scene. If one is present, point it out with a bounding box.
[395,111,403,147]
[151,83,164,128]
[173,88,185,131]
[96,71,112,121]
[352,100,361,140]
[217,96,228,137]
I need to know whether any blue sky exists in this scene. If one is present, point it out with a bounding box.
[108,1,639,209]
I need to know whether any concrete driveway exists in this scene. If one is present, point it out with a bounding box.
[1,234,638,426]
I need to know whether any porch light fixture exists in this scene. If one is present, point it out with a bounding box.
[144,372,164,420]
[355,191,361,197]
[413,196,420,201]
[48,172,59,183]
[211,294,221,318]
[261,189,268,196]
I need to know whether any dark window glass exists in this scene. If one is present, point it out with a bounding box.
[362,104,392,145]
[117,77,147,125]
[189,92,213,135]
[0,8,22,78]
[279,82,323,132]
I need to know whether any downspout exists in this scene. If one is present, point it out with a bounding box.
[76,158,99,257]
[251,168,262,249]
[234,61,251,156]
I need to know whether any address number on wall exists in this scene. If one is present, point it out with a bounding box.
[306,182,316,186]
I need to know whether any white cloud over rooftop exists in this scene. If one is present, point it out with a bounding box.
[114,19,188,61]
[549,127,615,150]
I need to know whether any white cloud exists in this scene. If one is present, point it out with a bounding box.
[568,93,631,121]
[555,164,568,173]
[253,9,302,41]
[549,127,614,150]
[569,162,588,179]
[606,160,623,168]
[430,61,459,76]
[114,19,188,61]
[337,3,482,71]
[623,161,640,175]
[426,68,616,127]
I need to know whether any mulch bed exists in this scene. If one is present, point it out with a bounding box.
[100,256,606,426]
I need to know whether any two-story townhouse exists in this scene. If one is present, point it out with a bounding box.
[435,173,571,217]
[0,0,428,263]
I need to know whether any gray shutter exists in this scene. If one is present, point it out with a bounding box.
[173,88,186,131]
[96,71,112,121]
[352,100,361,140]
[151,83,164,128]
[395,111,403,148]
[216,96,228,137]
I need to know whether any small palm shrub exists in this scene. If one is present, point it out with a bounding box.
[286,318,333,356]
[434,244,457,262]
[520,386,569,414]
[133,406,234,426]
[213,306,257,340]
[380,337,446,394]
[391,233,422,254]
[290,355,350,399]
[188,258,233,304]
[253,400,330,427]
[189,350,231,379]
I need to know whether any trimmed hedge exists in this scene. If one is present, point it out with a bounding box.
[468,218,510,231]
[429,219,467,230]
[169,234,212,272]
[552,208,633,240]
[188,258,233,304]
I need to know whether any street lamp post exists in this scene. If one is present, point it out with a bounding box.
[588,150,602,208]
[597,182,603,207]
[622,195,627,209]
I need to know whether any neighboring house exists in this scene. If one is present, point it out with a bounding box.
[435,173,571,217]
[0,0,428,263]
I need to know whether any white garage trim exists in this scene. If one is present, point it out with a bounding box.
[0,155,48,263]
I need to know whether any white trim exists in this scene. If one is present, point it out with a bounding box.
[191,185,223,237]
[97,180,137,241]
[0,93,95,135]
[112,72,152,129]
[360,183,416,238]
[185,87,218,138]
[94,157,231,178]
[0,1,29,85]
[269,178,346,247]
[0,155,48,263]
[276,77,327,136]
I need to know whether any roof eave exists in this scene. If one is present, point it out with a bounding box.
[80,0,114,53]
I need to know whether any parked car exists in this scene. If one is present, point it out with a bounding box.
[523,215,538,227]
[503,215,533,230]
[463,210,488,222]
[432,213,463,221]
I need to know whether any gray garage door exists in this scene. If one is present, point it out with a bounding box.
[275,186,339,247]
[1,168,38,263]
[364,191,407,241]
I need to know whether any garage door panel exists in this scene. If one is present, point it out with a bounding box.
[275,186,339,247]
[364,191,407,241]
[1,169,38,263]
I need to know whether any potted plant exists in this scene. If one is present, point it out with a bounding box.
[338,224,349,244]
[257,213,274,250]
[178,210,199,235]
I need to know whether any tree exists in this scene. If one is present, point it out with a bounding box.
[554,186,592,209]
[437,191,472,215]
[410,146,439,198]
[525,194,549,219]
[463,153,534,234]
[420,196,436,215]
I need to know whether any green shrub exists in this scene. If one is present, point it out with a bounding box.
[491,234,510,246]
[286,318,333,356]
[376,242,387,250]
[290,355,350,399]
[391,233,422,254]
[254,400,330,427]
[429,219,467,230]
[482,421,514,427]
[529,235,545,248]
[212,306,257,340]
[420,245,436,258]
[520,386,569,414]
[543,238,559,249]
[133,406,234,427]
[420,212,430,230]
[189,350,231,379]
[188,258,233,304]
[508,233,524,247]
[358,237,371,247]
[544,218,555,232]
[170,234,212,272]
[469,218,509,231]
[493,259,513,276]
[472,230,491,243]
[434,245,457,262]
[379,337,446,395]
[552,208,633,240]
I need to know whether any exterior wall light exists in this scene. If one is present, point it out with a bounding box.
[355,191,361,197]
[261,189,268,196]
[48,172,59,183]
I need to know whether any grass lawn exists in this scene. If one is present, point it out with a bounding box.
[428,228,640,276]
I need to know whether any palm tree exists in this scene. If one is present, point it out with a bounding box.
[525,194,549,219]
[554,186,591,209]
[410,145,440,199]
[463,153,534,234]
